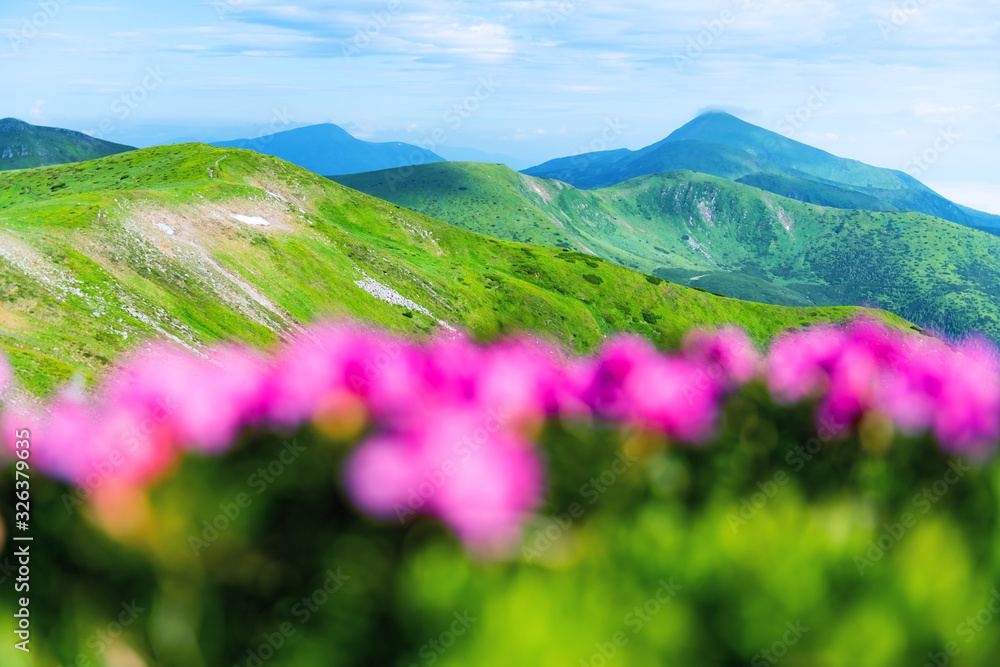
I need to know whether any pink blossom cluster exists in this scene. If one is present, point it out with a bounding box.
[768,321,1000,453]
[0,319,997,551]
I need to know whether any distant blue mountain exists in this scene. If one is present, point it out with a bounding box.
[525,111,1000,231]
[212,123,445,176]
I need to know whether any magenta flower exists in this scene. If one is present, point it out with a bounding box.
[343,406,544,554]
[683,327,761,386]
[2,316,998,556]
[931,339,1000,454]
[265,325,394,427]
[584,336,725,442]
[8,397,93,483]
[767,326,847,404]
[107,343,269,453]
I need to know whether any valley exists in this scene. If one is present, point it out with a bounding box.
[335,163,1000,341]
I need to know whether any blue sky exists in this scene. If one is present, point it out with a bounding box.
[2,0,999,211]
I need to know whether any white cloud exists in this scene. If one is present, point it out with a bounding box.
[30,100,48,123]
[914,102,975,118]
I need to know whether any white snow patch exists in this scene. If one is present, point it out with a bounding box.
[157,223,176,235]
[690,274,708,281]
[697,201,715,226]
[685,235,716,263]
[232,214,271,226]
[353,272,456,331]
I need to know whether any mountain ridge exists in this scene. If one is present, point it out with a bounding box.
[0,117,135,171]
[211,123,445,176]
[523,111,998,231]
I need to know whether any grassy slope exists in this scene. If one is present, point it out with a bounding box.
[0,145,900,396]
[0,118,134,171]
[333,163,1000,341]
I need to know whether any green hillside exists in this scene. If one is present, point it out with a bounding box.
[0,145,898,396]
[333,162,1000,341]
[0,117,134,170]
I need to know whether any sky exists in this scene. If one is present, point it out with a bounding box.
[1,0,999,211]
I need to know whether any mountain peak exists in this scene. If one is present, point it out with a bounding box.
[0,118,31,132]
[212,122,444,176]
[694,110,739,119]
[666,111,760,140]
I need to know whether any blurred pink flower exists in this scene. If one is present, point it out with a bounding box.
[684,327,761,385]
[586,336,726,442]
[767,326,846,404]
[3,317,999,556]
[343,406,544,552]
[107,343,268,453]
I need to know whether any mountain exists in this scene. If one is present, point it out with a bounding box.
[524,111,998,230]
[0,145,900,397]
[0,117,134,170]
[333,162,1000,341]
[212,123,446,176]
